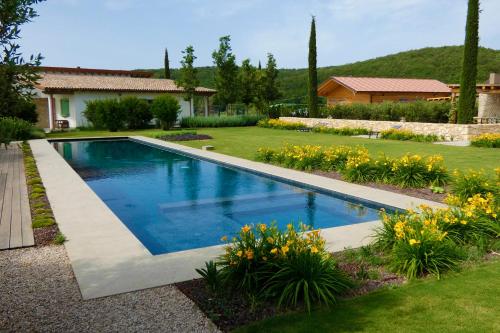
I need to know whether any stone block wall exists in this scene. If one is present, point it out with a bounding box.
[279,117,500,141]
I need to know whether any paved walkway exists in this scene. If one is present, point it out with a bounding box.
[0,143,34,250]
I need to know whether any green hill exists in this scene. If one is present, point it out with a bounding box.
[143,46,500,103]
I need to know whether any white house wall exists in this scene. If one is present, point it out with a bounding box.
[50,91,192,128]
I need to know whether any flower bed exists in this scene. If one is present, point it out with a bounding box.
[256,144,449,188]
[375,191,499,279]
[257,119,369,136]
[470,133,500,148]
[380,128,440,142]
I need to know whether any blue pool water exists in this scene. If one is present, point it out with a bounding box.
[53,139,386,255]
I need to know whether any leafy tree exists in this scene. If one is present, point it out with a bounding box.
[238,59,257,106]
[151,95,181,129]
[0,0,45,123]
[120,96,152,129]
[262,53,281,104]
[308,16,319,117]
[176,45,199,116]
[164,48,171,79]
[457,0,479,124]
[212,35,239,110]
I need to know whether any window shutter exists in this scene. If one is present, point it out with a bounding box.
[60,99,70,117]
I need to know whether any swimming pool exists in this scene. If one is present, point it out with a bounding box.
[52,139,389,255]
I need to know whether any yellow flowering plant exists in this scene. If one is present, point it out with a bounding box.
[470,133,500,148]
[218,222,327,293]
[256,144,449,189]
[451,169,498,203]
[377,209,463,279]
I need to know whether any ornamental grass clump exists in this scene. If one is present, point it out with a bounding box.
[213,223,352,313]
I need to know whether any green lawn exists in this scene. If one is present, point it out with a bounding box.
[47,127,500,173]
[235,260,500,333]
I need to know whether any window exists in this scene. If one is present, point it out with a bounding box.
[60,98,70,117]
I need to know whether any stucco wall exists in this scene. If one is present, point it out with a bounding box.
[38,91,193,128]
[280,117,500,141]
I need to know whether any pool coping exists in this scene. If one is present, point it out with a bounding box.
[30,136,446,300]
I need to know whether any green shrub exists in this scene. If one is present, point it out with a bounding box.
[451,170,497,203]
[182,115,263,128]
[320,101,450,123]
[0,117,34,146]
[380,128,439,142]
[151,95,181,130]
[83,99,125,131]
[121,96,153,129]
[470,133,500,148]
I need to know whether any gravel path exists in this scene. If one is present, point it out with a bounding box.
[0,245,220,332]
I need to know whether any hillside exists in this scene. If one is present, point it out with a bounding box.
[144,46,500,102]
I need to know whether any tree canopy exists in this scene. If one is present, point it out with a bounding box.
[0,0,45,122]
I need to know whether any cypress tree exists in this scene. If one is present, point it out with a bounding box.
[457,0,479,124]
[308,16,319,118]
[164,48,171,79]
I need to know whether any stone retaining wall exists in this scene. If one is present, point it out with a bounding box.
[279,117,500,141]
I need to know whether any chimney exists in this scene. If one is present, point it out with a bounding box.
[489,73,500,84]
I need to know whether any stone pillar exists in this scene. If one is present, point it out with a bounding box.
[204,96,208,117]
[477,93,500,118]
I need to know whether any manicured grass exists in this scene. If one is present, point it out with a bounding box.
[47,127,500,173]
[235,260,500,333]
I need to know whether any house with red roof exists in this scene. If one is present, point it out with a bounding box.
[33,66,216,130]
[317,76,451,106]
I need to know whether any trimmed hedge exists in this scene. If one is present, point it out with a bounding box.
[320,101,451,123]
[181,115,264,128]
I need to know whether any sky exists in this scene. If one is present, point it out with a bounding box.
[20,0,500,70]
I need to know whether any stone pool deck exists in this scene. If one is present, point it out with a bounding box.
[29,136,446,300]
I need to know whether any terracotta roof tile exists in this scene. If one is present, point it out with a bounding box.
[332,76,451,93]
[37,73,216,95]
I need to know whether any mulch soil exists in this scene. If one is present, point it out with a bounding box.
[312,170,447,203]
[176,279,283,332]
[176,253,406,332]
